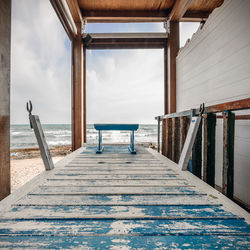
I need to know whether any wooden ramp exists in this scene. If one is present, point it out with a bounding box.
[0,145,249,248]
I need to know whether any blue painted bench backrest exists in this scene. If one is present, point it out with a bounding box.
[94,124,139,131]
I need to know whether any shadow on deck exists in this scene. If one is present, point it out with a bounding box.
[0,145,249,248]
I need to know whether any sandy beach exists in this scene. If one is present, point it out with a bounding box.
[10,146,71,192]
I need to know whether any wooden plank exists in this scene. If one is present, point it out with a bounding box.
[203,113,216,187]
[4,204,234,219]
[166,118,172,159]
[162,119,167,155]
[178,116,201,170]
[168,0,193,21]
[0,235,249,249]
[48,175,182,180]
[167,21,179,114]
[0,0,11,200]
[43,179,191,186]
[16,194,215,206]
[31,186,199,195]
[0,218,248,236]
[72,22,85,150]
[192,117,202,178]
[222,111,235,199]
[29,115,54,171]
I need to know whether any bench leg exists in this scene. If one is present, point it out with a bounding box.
[96,130,104,154]
[128,130,136,154]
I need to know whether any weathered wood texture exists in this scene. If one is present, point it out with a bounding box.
[203,113,216,187]
[29,115,54,171]
[72,23,86,150]
[172,117,181,163]
[77,0,223,22]
[192,117,202,178]
[222,111,235,199]
[0,0,11,201]
[167,21,179,114]
[162,118,172,160]
[178,116,201,170]
[176,0,250,206]
[0,145,249,248]
[83,33,168,49]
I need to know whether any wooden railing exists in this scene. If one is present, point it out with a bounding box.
[156,98,250,203]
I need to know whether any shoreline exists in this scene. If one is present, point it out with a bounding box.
[10,145,72,160]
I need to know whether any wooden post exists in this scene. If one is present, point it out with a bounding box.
[0,0,11,200]
[162,119,167,156]
[203,113,216,187]
[192,118,202,178]
[166,118,172,160]
[222,111,235,199]
[172,117,181,163]
[72,23,86,151]
[167,21,179,114]
[180,116,190,151]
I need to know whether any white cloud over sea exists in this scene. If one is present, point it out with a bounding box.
[11,0,199,125]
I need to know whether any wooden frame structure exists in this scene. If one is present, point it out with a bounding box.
[0,0,224,200]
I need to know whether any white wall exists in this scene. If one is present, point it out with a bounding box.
[176,0,250,206]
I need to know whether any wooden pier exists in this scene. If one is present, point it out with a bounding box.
[0,145,249,248]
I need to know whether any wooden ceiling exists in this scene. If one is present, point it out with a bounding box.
[77,0,224,22]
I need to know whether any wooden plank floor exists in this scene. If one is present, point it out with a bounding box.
[0,145,249,248]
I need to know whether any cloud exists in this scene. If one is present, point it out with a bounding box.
[11,0,71,124]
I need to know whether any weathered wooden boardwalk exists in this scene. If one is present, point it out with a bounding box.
[0,145,249,248]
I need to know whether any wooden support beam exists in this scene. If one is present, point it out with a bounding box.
[72,23,86,151]
[192,118,202,178]
[66,0,82,23]
[203,113,216,187]
[82,10,170,23]
[50,0,77,40]
[167,21,179,114]
[172,117,181,163]
[0,0,11,200]
[83,33,168,50]
[222,111,235,199]
[168,0,193,21]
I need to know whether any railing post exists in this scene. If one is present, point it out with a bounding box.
[203,113,216,186]
[166,118,172,160]
[192,117,202,178]
[157,116,161,152]
[222,111,235,199]
[162,119,167,156]
[172,117,181,163]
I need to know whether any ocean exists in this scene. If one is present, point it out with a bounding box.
[10,124,159,149]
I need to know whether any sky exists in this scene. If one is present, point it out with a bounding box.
[11,0,200,125]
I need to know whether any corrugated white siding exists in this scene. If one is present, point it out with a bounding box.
[176,0,250,206]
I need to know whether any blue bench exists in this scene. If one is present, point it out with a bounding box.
[94,124,139,154]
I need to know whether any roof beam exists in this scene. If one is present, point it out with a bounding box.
[50,0,78,40]
[82,33,168,49]
[65,0,82,23]
[181,10,210,21]
[82,10,170,23]
[168,0,193,21]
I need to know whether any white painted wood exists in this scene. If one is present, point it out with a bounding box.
[176,0,250,207]
[178,116,201,170]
